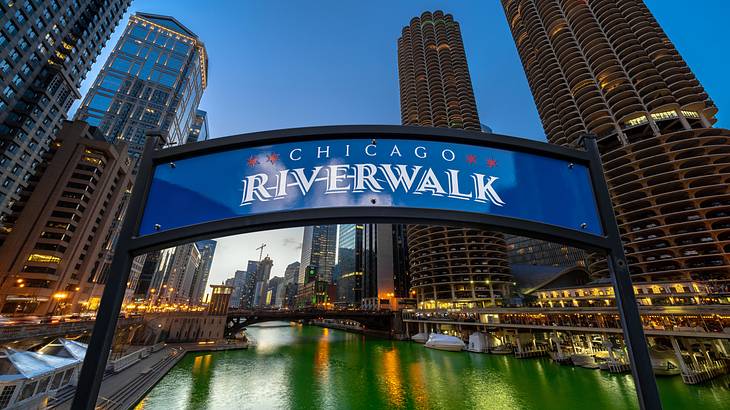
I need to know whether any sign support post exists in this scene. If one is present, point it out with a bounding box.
[71,135,161,410]
[583,134,662,410]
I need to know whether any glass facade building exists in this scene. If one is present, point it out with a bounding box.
[186,109,208,143]
[298,225,337,284]
[0,0,130,227]
[190,239,216,305]
[74,12,208,166]
[335,224,363,306]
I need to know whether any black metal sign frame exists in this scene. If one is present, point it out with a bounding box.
[71,126,662,410]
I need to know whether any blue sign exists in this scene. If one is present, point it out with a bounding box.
[139,138,603,236]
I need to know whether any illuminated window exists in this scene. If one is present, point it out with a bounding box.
[27,253,62,263]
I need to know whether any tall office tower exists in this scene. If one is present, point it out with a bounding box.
[133,250,160,299]
[0,120,131,315]
[0,0,130,225]
[188,239,216,305]
[398,11,512,309]
[298,225,337,284]
[186,109,208,143]
[252,255,273,307]
[75,12,208,298]
[501,0,730,283]
[239,260,259,308]
[283,261,300,285]
[228,270,246,309]
[266,276,284,306]
[75,12,208,164]
[153,242,200,304]
[335,224,364,306]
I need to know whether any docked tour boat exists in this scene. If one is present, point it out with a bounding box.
[424,333,465,352]
[411,332,429,344]
[571,353,599,369]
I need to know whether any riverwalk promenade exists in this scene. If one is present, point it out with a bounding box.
[48,341,248,410]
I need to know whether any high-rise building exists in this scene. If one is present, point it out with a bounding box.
[74,12,208,165]
[283,261,300,285]
[0,120,132,315]
[189,239,216,305]
[0,0,130,225]
[133,250,160,299]
[186,109,208,143]
[252,255,273,307]
[398,11,512,309]
[239,260,259,308]
[158,242,200,304]
[335,224,363,306]
[501,0,730,283]
[266,276,284,307]
[298,225,337,284]
[228,269,246,309]
[74,12,208,301]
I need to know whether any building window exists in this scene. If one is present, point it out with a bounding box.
[3,21,18,36]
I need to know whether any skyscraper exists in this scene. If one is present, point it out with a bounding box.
[158,242,200,304]
[0,120,131,315]
[336,224,364,306]
[74,12,208,298]
[501,0,730,283]
[252,255,273,307]
[189,239,216,305]
[75,12,208,164]
[398,11,512,309]
[186,109,208,143]
[299,225,337,284]
[283,261,300,285]
[228,269,247,309]
[239,260,259,308]
[0,0,130,225]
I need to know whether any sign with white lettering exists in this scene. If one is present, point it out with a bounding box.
[138,138,602,236]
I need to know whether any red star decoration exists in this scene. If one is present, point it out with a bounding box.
[466,154,477,164]
[267,152,280,164]
[247,156,259,167]
[486,159,497,168]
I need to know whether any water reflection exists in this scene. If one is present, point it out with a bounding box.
[379,347,404,408]
[140,325,730,410]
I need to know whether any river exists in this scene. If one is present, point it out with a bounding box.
[136,323,730,409]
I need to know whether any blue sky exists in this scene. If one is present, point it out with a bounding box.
[70,0,730,284]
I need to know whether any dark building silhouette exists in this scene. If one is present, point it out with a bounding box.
[501,0,730,283]
[0,0,130,226]
[398,11,512,309]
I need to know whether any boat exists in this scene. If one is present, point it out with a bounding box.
[424,333,465,352]
[649,345,681,376]
[411,332,428,344]
[466,332,488,353]
[571,353,599,369]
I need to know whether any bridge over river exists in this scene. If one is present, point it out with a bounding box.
[225,309,395,336]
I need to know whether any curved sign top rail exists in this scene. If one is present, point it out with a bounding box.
[135,125,605,251]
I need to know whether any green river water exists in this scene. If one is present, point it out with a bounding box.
[136,324,729,409]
